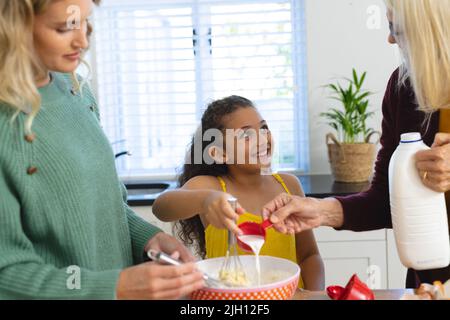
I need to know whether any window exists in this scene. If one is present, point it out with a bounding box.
[92,0,309,178]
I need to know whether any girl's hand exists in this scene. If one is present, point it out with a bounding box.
[202,191,245,236]
[416,133,450,193]
[116,261,205,300]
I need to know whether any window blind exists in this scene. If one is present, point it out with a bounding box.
[91,0,309,177]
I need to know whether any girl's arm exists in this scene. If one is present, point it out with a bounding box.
[152,175,221,222]
[280,174,325,291]
[153,176,244,234]
[295,231,325,291]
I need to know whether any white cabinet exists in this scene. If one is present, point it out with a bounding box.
[132,205,408,289]
[386,229,408,288]
[314,227,407,289]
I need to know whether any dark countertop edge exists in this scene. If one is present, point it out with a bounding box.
[125,180,176,207]
[126,192,362,207]
[127,199,158,207]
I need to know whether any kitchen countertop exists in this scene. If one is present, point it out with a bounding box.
[126,174,371,206]
[292,289,413,300]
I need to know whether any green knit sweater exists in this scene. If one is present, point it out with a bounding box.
[0,73,162,299]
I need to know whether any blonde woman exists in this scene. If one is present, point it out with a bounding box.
[0,0,204,299]
[262,0,450,288]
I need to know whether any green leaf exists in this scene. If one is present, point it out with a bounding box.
[353,69,358,87]
[328,84,339,93]
[320,68,375,143]
[355,92,371,102]
[359,71,367,88]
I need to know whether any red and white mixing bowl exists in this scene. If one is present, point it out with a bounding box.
[190,256,300,300]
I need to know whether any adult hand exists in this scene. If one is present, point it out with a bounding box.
[261,193,343,234]
[144,232,196,263]
[116,232,205,300]
[416,133,450,193]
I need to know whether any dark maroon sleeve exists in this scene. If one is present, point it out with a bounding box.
[334,70,400,232]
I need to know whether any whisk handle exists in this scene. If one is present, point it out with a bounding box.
[147,249,181,266]
[227,197,239,246]
[227,196,238,209]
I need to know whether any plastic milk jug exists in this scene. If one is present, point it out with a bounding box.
[389,132,450,270]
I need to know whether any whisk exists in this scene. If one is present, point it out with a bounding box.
[218,197,250,287]
[147,249,228,289]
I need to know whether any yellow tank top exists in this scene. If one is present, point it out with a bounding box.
[204,173,304,289]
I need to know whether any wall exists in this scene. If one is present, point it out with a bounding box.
[305,0,400,174]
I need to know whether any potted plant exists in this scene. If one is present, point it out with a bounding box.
[320,69,380,183]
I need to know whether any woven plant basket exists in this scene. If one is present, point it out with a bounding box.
[326,132,380,183]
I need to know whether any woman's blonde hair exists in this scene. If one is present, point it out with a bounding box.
[385,0,450,113]
[0,0,100,134]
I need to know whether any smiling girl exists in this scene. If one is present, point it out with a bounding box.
[153,96,325,290]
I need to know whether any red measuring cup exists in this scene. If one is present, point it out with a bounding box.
[327,274,375,300]
[236,219,273,252]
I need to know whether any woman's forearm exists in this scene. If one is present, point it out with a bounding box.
[320,197,345,229]
[153,189,212,222]
[299,254,325,291]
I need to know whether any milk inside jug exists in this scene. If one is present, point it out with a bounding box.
[388,132,450,270]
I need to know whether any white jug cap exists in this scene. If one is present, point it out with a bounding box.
[400,132,422,143]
